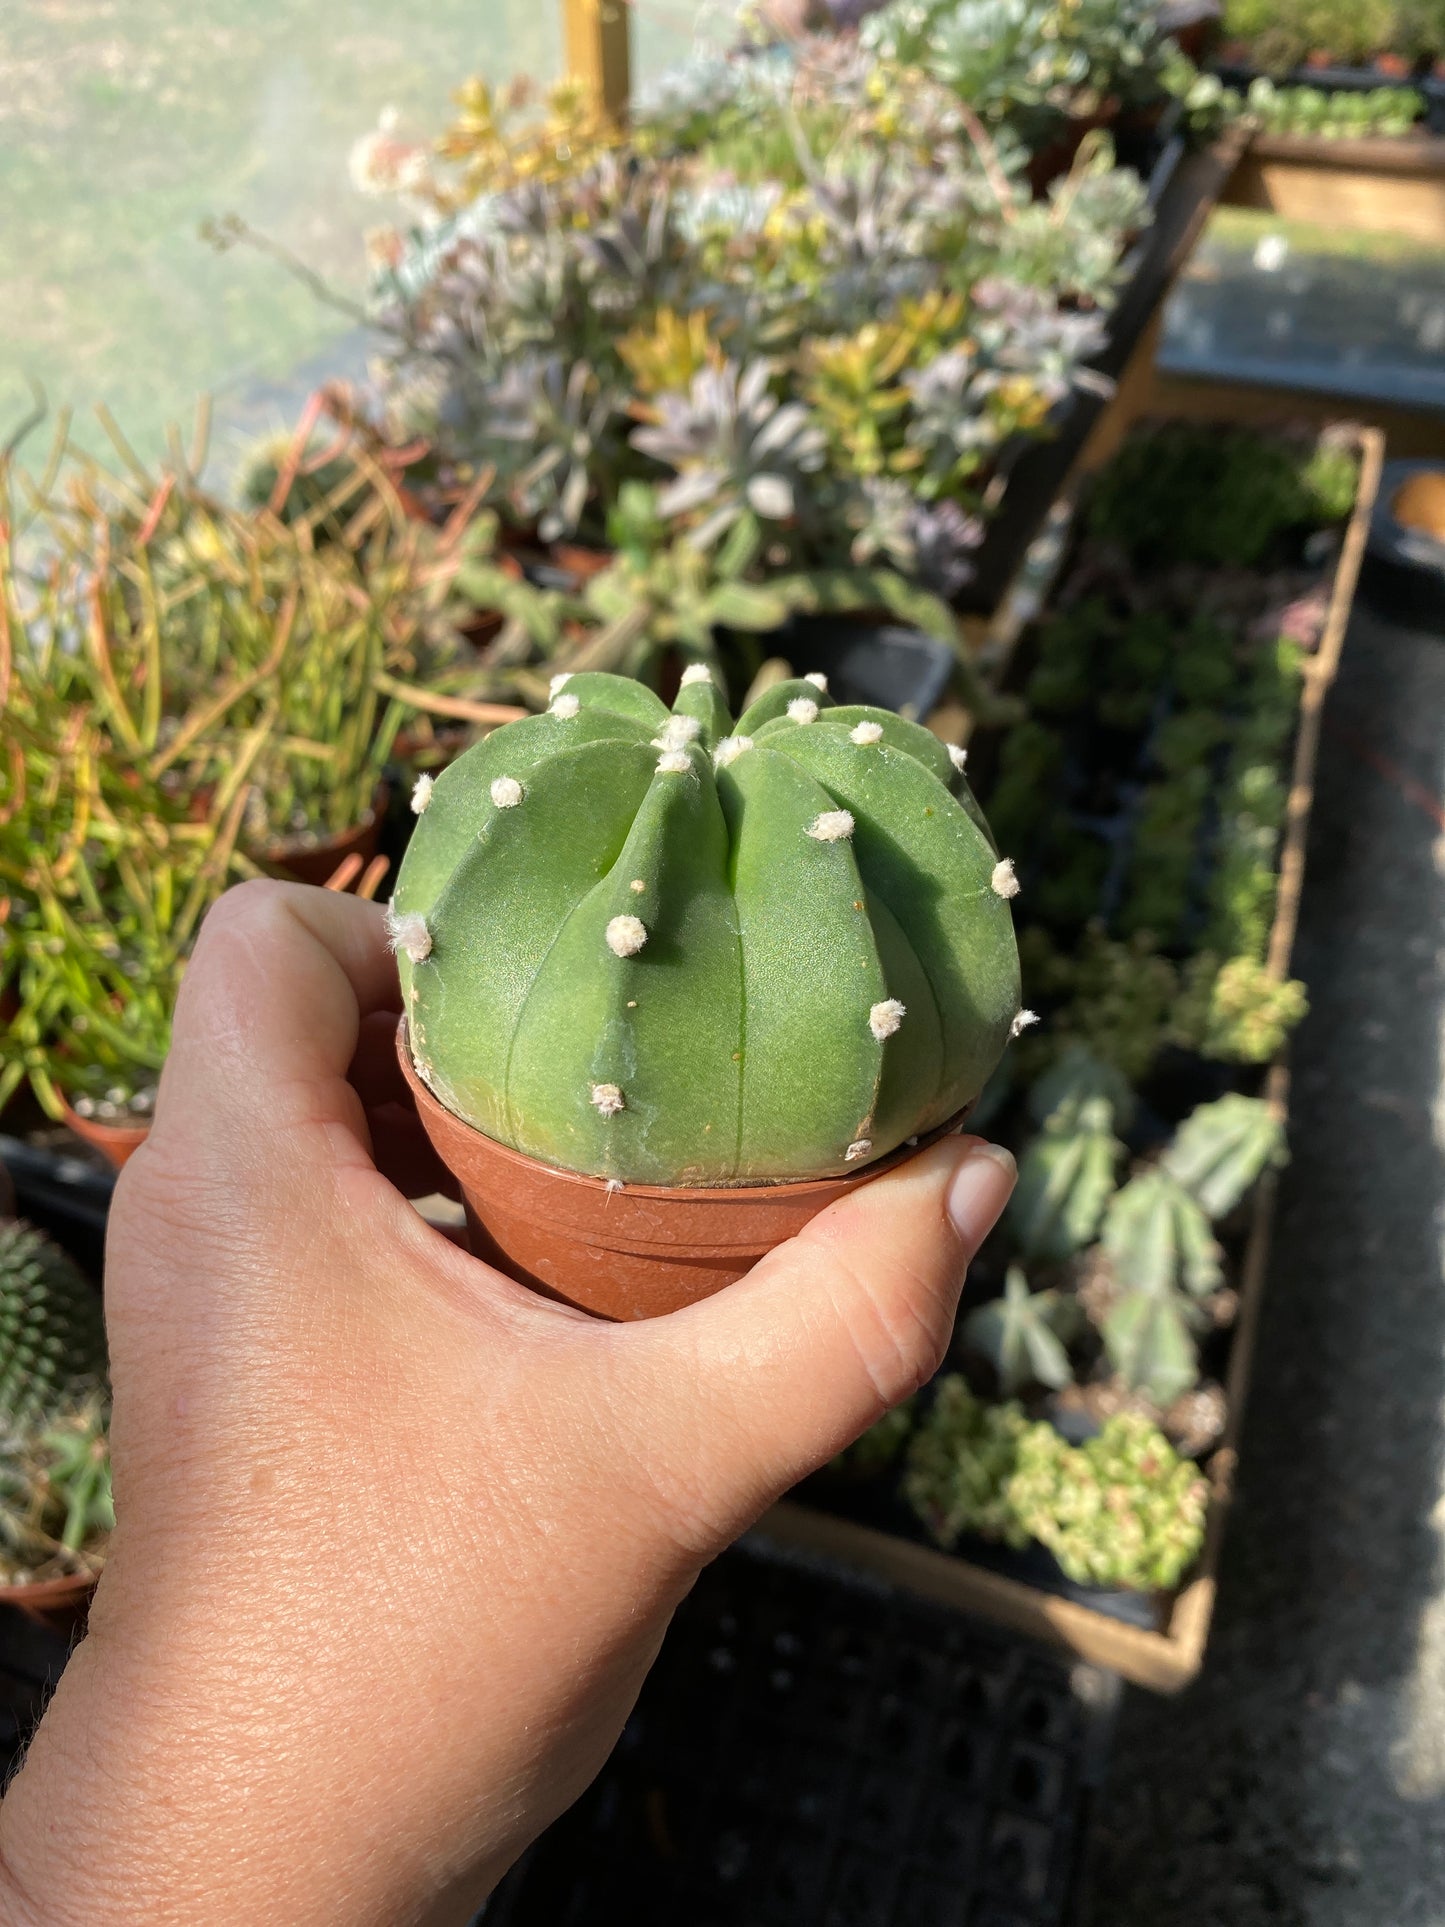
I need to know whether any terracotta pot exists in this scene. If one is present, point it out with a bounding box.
[261,790,386,889]
[0,1568,97,1634]
[398,1021,971,1321]
[1304,48,1335,68]
[551,542,613,586]
[59,1099,150,1171]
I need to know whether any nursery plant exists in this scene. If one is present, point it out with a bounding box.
[392,668,1023,1190]
[363,40,1147,625]
[0,1221,110,1590]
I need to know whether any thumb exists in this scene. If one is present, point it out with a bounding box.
[622,1135,1015,1553]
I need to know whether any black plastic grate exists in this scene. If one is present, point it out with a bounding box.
[485,1545,1116,1927]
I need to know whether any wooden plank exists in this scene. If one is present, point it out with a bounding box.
[562,0,632,122]
[757,423,1386,1695]
[1224,134,1445,244]
[1142,371,1445,458]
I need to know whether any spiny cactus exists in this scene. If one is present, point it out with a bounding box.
[0,1396,112,1584]
[392,669,1022,1184]
[964,1264,1079,1394]
[0,1222,108,1430]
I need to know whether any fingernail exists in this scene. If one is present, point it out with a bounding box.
[947,1141,1016,1248]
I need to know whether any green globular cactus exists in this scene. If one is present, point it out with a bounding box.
[0,1222,108,1430]
[391,668,1022,1184]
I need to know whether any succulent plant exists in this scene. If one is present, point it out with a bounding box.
[1007,1409,1209,1592]
[484,354,623,542]
[0,1396,113,1586]
[0,1222,108,1430]
[964,1264,1081,1393]
[831,1397,917,1476]
[391,669,1022,1185]
[902,1378,1032,1549]
[1173,952,1309,1064]
[1008,1087,1122,1263]
[1098,1095,1286,1401]
[632,359,829,550]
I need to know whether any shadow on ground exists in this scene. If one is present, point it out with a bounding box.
[1089,604,1445,1925]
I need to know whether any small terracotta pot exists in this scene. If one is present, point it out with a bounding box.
[1374,51,1410,76]
[551,541,613,587]
[59,1100,150,1171]
[0,1569,96,1634]
[398,1022,971,1321]
[261,791,386,889]
[1304,48,1335,68]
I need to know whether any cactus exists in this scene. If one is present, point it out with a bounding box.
[964,1264,1080,1394]
[1008,1062,1123,1263]
[0,1222,108,1430]
[1098,1095,1286,1403]
[392,669,1021,1184]
[1160,1092,1288,1219]
[0,1396,112,1584]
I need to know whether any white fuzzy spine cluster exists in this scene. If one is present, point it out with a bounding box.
[549,672,573,697]
[787,697,820,725]
[850,721,884,746]
[491,777,524,809]
[386,909,432,964]
[845,1138,872,1163]
[713,735,753,769]
[869,998,906,1041]
[549,692,581,719]
[679,664,713,687]
[410,773,434,814]
[654,714,701,751]
[807,810,855,843]
[656,749,692,774]
[990,858,1020,899]
[948,743,968,772]
[591,1083,626,1118]
[804,672,829,692]
[605,914,648,958]
[1011,1008,1039,1038]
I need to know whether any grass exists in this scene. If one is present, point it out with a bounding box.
[0,0,710,477]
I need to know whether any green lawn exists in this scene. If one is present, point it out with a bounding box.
[0,0,708,477]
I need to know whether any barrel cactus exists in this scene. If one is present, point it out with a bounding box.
[0,1221,108,1429]
[391,669,1023,1185]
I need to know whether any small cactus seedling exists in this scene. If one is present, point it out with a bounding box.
[1159,1092,1288,1219]
[964,1264,1080,1395]
[0,1222,108,1430]
[0,1396,112,1583]
[1008,1088,1122,1265]
[392,669,1021,1184]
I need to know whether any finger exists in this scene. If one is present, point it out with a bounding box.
[620,1136,1015,1553]
[148,881,399,1165]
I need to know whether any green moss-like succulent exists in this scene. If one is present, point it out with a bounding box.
[1007,1411,1209,1592]
[1173,952,1309,1064]
[902,1379,1032,1550]
[392,669,1022,1184]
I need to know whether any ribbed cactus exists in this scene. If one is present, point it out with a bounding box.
[391,669,1022,1184]
[0,1222,108,1429]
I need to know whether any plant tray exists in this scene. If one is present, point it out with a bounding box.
[1220,123,1445,245]
[1211,58,1445,132]
[756,422,1385,1695]
[482,1542,1117,1927]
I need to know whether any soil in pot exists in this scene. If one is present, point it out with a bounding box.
[398,1023,970,1321]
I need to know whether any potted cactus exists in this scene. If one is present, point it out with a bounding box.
[391,667,1025,1318]
[0,1221,111,1629]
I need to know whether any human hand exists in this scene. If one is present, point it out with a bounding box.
[0,880,1015,1927]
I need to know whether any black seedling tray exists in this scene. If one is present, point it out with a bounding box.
[771,618,958,722]
[482,1543,1118,1927]
[1361,458,1445,631]
[0,1132,114,1278]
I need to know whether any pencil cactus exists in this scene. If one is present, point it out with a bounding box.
[391,668,1022,1184]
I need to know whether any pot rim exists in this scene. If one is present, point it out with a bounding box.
[396,1017,974,1204]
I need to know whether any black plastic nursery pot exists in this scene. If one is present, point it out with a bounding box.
[1210,57,1445,133]
[482,1543,1118,1927]
[756,420,1385,1695]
